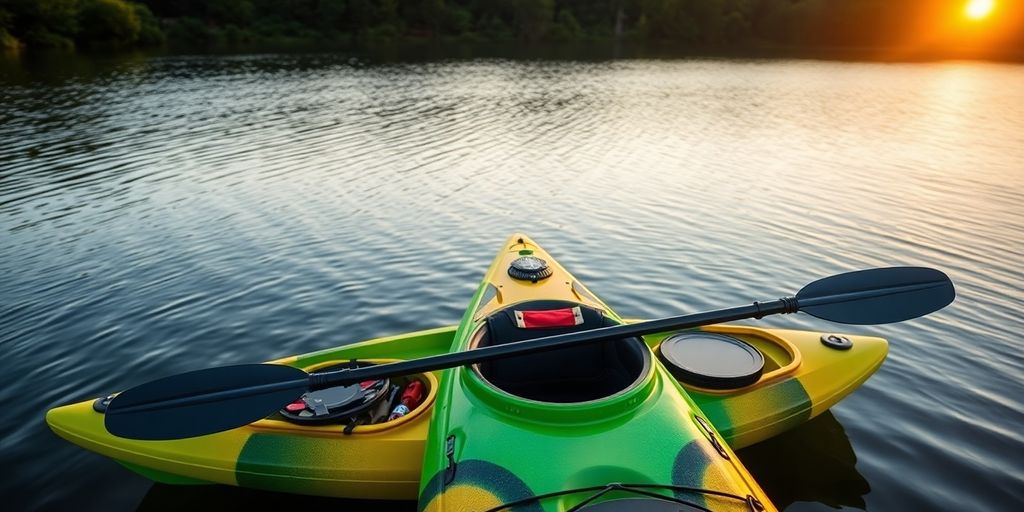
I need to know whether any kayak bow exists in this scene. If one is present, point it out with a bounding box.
[417,234,774,511]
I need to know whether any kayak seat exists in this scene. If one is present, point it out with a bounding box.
[477,300,650,403]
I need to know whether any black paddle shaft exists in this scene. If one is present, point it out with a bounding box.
[312,266,955,389]
[104,266,954,440]
[309,298,798,389]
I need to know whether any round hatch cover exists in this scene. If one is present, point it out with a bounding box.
[658,333,765,390]
[278,362,389,425]
[508,256,553,281]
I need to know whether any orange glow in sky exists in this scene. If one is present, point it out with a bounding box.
[965,0,995,20]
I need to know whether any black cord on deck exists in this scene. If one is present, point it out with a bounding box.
[483,482,761,512]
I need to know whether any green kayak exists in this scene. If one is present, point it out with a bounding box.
[415,234,775,510]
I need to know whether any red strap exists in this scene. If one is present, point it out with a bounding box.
[514,307,584,329]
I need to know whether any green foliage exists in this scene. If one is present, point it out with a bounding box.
[164,16,214,45]
[29,0,80,35]
[0,9,16,49]
[364,23,400,43]
[346,0,379,35]
[720,10,748,43]
[316,0,347,33]
[442,4,471,35]
[478,14,514,41]
[207,0,253,26]
[718,0,754,43]
[77,0,141,45]
[549,9,582,41]
[514,0,553,41]
[640,0,698,42]
[0,0,169,49]
[419,0,444,33]
[0,7,12,30]
[1,0,1020,51]
[1,27,20,50]
[3,0,79,47]
[133,3,164,45]
[558,0,616,32]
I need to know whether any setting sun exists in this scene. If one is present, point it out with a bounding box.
[965,0,995,20]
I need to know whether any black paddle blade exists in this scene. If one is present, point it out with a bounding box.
[796,266,955,325]
[104,364,310,440]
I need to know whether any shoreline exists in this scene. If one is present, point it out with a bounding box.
[4,40,1024,65]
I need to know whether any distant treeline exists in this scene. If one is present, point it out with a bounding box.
[2,0,1022,54]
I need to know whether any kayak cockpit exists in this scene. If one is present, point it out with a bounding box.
[472,300,651,403]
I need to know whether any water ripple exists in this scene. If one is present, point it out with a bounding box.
[1,55,1022,511]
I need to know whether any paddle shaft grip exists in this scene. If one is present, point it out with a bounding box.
[310,297,800,389]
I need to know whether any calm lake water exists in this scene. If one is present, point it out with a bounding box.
[2,52,1022,511]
